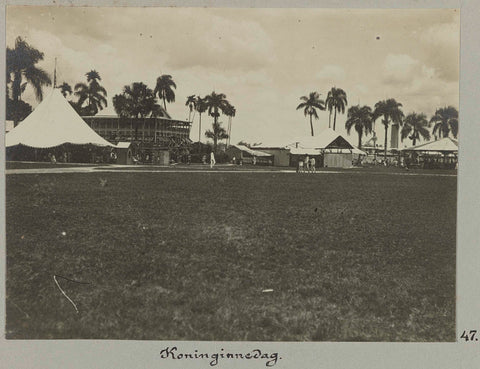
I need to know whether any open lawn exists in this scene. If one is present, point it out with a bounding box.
[5,169,456,341]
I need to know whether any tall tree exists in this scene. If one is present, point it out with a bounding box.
[429,106,458,139]
[325,90,334,129]
[205,91,231,152]
[296,92,325,136]
[373,98,404,159]
[204,91,231,152]
[345,105,373,150]
[74,70,107,115]
[185,94,196,122]
[401,112,430,146]
[325,87,347,131]
[6,36,52,125]
[205,121,229,153]
[223,103,236,147]
[154,74,176,111]
[112,82,162,140]
[195,96,208,143]
[58,82,72,98]
[6,98,32,123]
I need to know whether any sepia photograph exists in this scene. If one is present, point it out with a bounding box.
[4,6,458,342]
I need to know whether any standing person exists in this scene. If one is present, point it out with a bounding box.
[305,155,310,173]
[252,156,257,165]
[210,151,216,168]
[310,156,316,173]
[297,158,304,173]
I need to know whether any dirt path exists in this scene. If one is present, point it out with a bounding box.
[5,165,456,177]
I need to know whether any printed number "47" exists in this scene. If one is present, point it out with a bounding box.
[460,330,478,341]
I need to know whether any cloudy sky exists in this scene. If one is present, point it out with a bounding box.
[7,7,459,147]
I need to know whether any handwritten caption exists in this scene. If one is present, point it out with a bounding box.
[160,346,281,367]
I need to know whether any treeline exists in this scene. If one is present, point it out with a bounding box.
[296,87,459,158]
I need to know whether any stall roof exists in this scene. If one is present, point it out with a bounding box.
[233,144,273,157]
[286,128,354,150]
[402,137,458,152]
[116,141,132,149]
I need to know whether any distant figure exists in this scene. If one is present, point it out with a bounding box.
[110,150,117,163]
[310,157,316,173]
[297,159,304,173]
[210,152,216,168]
[305,155,310,173]
[202,154,207,164]
[252,156,257,165]
[232,156,236,165]
[49,153,56,164]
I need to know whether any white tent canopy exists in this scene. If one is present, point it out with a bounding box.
[6,89,115,148]
[285,128,367,154]
[402,137,458,152]
[286,128,355,150]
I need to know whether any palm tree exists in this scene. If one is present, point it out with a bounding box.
[6,36,52,125]
[373,98,404,159]
[154,74,176,111]
[204,91,232,152]
[401,112,430,146]
[296,92,325,136]
[58,82,72,98]
[325,87,347,131]
[429,106,458,139]
[195,96,208,144]
[204,92,229,134]
[224,103,236,147]
[86,70,101,83]
[345,105,373,149]
[112,82,161,140]
[325,90,334,129]
[185,95,196,122]
[205,121,229,153]
[74,70,107,116]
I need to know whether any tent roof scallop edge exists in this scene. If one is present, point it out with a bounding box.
[6,89,115,148]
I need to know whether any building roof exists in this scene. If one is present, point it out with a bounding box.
[286,128,355,150]
[289,147,322,155]
[231,144,273,157]
[116,141,132,149]
[402,137,458,152]
[6,89,115,148]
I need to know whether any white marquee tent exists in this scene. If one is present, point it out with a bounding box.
[6,89,115,148]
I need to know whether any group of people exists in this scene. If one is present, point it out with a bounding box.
[48,151,69,164]
[297,155,316,173]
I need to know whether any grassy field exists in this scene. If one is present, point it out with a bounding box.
[5,169,456,341]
